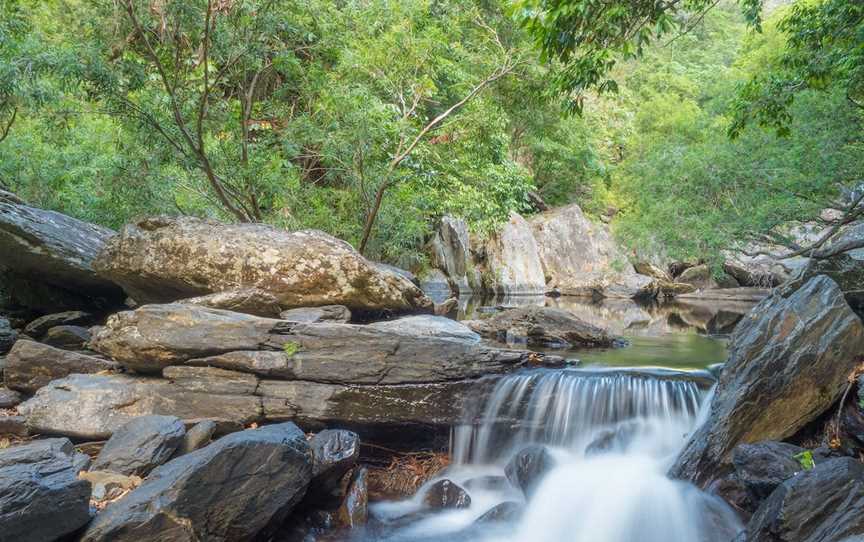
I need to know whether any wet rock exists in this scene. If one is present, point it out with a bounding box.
[783,253,864,313]
[80,470,142,501]
[93,216,431,314]
[307,429,360,506]
[42,324,91,349]
[743,457,864,542]
[670,276,864,486]
[0,414,28,436]
[24,310,95,338]
[368,315,480,344]
[180,288,283,318]
[92,415,186,476]
[677,264,717,290]
[0,438,92,542]
[0,317,16,354]
[104,303,549,380]
[528,204,653,298]
[280,305,352,323]
[428,216,475,292]
[505,445,557,497]
[174,420,217,457]
[4,339,118,393]
[0,387,22,408]
[732,441,807,501]
[475,501,522,524]
[79,422,313,542]
[19,370,261,440]
[423,479,471,509]
[481,212,546,295]
[0,202,124,311]
[584,422,642,456]
[465,306,617,348]
[336,467,368,529]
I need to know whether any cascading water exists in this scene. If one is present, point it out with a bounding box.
[364,368,742,542]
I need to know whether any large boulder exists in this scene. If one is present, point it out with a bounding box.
[505,444,557,498]
[0,438,92,542]
[92,415,187,476]
[677,264,718,290]
[0,202,124,311]
[783,253,864,313]
[731,441,808,502]
[742,457,864,542]
[93,216,431,314]
[18,369,262,440]
[428,216,475,292]
[4,339,118,393]
[480,212,546,295]
[463,306,617,348]
[669,276,864,486]
[306,429,360,506]
[528,204,652,298]
[179,288,283,318]
[80,422,313,542]
[94,303,553,379]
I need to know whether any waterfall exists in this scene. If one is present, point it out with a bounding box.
[367,368,741,542]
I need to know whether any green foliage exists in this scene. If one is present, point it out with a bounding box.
[282,341,300,356]
[794,450,815,471]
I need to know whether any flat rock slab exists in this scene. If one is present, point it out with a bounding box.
[24,310,95,337]
[0,438,92,542]
[93,215,431,313]
[670,276,864,486]
[281,305,352,323]
[93,415,186,476]
[368,315,480,343]
[4,339,118,393]
[180,288,284,318]
[80,423,312,542]
[464,306,616,348]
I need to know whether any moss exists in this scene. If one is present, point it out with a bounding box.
[282,341,301,356]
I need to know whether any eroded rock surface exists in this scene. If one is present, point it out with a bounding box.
[4,339,118,393]
[92,415,186,476]
[464,306,617,348]
[480,212,546,295]
[180,288,283,318]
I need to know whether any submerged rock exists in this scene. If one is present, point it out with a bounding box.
[4,339,118,393]
[464,306,617,348]
[670,276,864,486]
[92,415,186,476]
[505,445,557,498]
[80,422,313,542]
[93,216,431,313]
[0,438,92,542]
[0,202,124,311]
[743,457,864,542]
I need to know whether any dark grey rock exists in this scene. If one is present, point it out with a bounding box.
[280,305,352,323]
[24,310,94,338]
[42,324,91,349]
[475,501,522,524]
[174,420,217,457]
[0,438,92,542]
[306,429,360,506]
[505,445,557,498]
[336,467,368,529]
[0,317,16,355]
[180,288,284,318]
[743,457,864,542]
[80,422,313,542]
[92,415,186,476]
[0,386,23,408]
[784,253,864,313]
[670,276,864,486]
[423,479,471,509]
[0,415,28,436]
[464,306,617,348]
[0,202,124,311]
[368,315,480,343]
[4,339,118,393]
[732,441,807,501]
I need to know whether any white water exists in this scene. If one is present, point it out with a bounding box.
[365,368,742,542]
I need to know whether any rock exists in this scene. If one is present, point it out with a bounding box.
[0,438,92,542]
[732,441,807,501]
[715,273,741,289]
[373,262,420,287]
[584,421,643,456]
[465,306,617,348]
[634,261,672,282]
[743,457,864,542]
[80,470,142,501]
[433,297,459,318]
[336,467,368,529]
[669,276,864,486]
[482,212,546,295]
[724,260,783,288]
[307,429,360,506]
[98,303,550,380]
[19,370,262,440]
[4,339,118,393]
[93,216,431,314]
[80,422,313,542]
[528,204,652,298]
[677,264,717,290]
[24,310,95,338]
[422,479,471,509]
[428,216,475,292]
[463,475,511,492]
[475,501,522,524]
[783,253,864,313]
[0,188,24,205]
[0,387,22,408]
[676,287,770,302]
[0,202,124,311]
[505,445,557,497]
[368,315,480,344]
[42,324,91,349]
[0,414,28,436]
[92,415,186,476]
[180,288,283,318]
[174,420,217,457]
[280,305,352,323]
[669,261,697,278]
[419,268,455,304]
[0,317,16,354]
